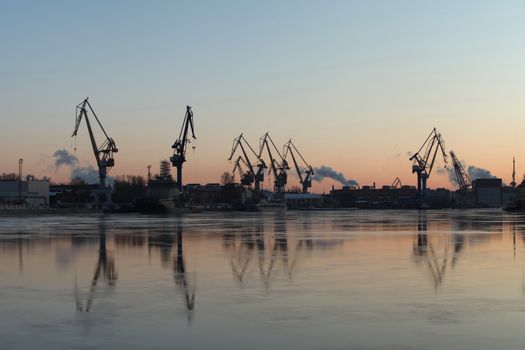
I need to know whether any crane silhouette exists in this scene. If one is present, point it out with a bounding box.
[409,128,447,200]
[170,106,196,192]
[72,98,118,207]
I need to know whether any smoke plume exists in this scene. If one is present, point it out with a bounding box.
[52,149,113,184]
[70,165,100,184]
[313,166,359,187]
[447,168,458,185]
[442,156,496,187]
[53,149,79,168]
[435,166,462,186]
[467,166,496,181]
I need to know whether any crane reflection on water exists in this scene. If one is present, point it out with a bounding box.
[75,218,117,312]
[173,225,195,323]
[412,211,451,289]
[225,213,301,288]
[147,222,195,323]
[411,211,509,289]
[225,212,339,288]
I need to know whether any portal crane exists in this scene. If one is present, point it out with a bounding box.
[283,139,314,193]
[170,106,196,192]
[258,132,289,193]
[72,98,118,206]
[409,128,447,198]
[391,177,402,189]
[449,151,471,191]
[228,134,266,191]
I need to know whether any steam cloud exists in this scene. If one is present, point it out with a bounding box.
[447,168,458,185]
[467,166,496,181]
[442,156,496,186]
[52,149,113,184]
[436,167,465,186]
[53,149,79,168]
[313,166,359,187]
[70,165,101,184]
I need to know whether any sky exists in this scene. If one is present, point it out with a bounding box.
[0,0,524,192]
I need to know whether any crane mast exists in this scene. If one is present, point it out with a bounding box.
[449,151,471,191]
[228,134,266,191]
[409,128,447,198]
[170,106,196,192]
[258,132,289,193]
[72,98,118,207]
[283,139,314,193]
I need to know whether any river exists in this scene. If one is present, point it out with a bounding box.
[1,210,525,349]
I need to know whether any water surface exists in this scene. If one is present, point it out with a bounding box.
[1,210,525,349]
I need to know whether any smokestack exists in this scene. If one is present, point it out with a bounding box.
[512,157,516,188]
[18,159,23,200]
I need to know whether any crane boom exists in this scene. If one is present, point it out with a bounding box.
[232,156,244,176]
[283,139,314,193]
[170,106,196,192]
[72,98,118,207]
[449,151,471,191]
[409,128,447,198]
[229,134,256,177]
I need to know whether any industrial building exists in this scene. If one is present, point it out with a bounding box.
[0,179,49,209]
[502,185,518,207]
[283,193,324,209]
[330,185,419,208]
[472,178,502,207]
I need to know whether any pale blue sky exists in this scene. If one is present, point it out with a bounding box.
[1,1,524,189]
